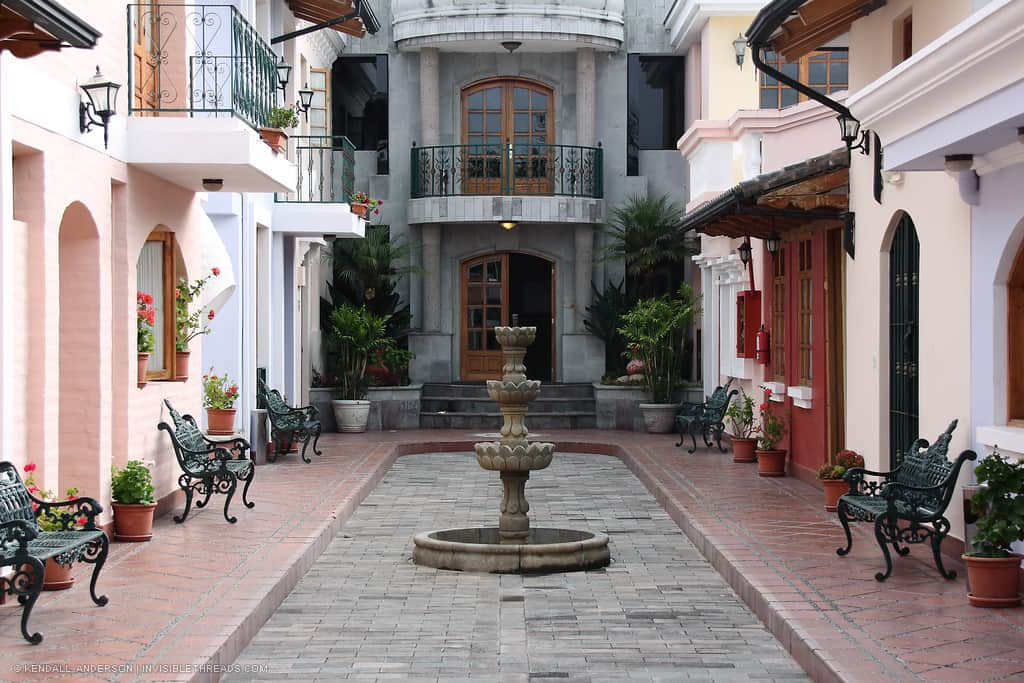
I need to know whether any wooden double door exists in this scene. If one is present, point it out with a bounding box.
[461,253,555,381]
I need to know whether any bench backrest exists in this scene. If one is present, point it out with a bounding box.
[704,380,737,421]
[257,379,290,415]
[0,462,35,528]
[159,400,210,472]
[894,420,962,513]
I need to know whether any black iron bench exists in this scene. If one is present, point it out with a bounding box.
[257,379,322,464]
[675,379,737,453]
[837,420,977,581]
[0,461,108,644]
[158,400,255,524]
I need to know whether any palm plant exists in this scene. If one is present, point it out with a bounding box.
[329,305,395,401]
[584,279,632,376]
[601,194,696,298]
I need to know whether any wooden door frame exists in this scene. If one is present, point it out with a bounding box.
[458,250,557,382]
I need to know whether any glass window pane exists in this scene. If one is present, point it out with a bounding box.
[486,286,501,304]
[486,112,501,132]
[514,112,529,132]
[486,329,497,350]
[830,61,848,87]
[760,90,776,109]
[486,261,501,282]
[781,62,799,78]
[468,308,483,328]
[781,88,799,108]
[468,330,483,350]
[808,61,826,85]
[485,87,501,109]
[468,135,483,148]
[531,90,547,109]
[312,91,326,107]
[468,91,483,109]
[468,112,483,132]
[486,136,501,153]
[468,287,483,305]
[513,87,529,110]
[486,158,501,177]
[137,240,165,371]
[486,308,500,328]
[310,71,326,89]
[469,264,483,282]
[762,73,777,86]
[532,113,546,132]
[310,109,326,126]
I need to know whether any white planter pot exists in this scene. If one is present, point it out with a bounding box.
[639,403,677,434]
[332,400,371,433]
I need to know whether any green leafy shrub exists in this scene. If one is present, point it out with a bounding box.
[969,452,1024,558]
[725,388,755,439]
[111,460,155,505]
[330,304,395,400]
[267,105,299,129]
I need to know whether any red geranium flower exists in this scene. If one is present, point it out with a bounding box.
[77,517,88,526]
[208,310,216,321]
[212,267,221,276]
[24,463,36,473]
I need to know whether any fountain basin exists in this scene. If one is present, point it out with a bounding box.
[475,441,555,471]
[413,527,610,573]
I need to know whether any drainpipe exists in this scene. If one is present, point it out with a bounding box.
[750,44,853,121]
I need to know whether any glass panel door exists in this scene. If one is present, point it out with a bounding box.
[464,86,504,194]
[462,254,508,380]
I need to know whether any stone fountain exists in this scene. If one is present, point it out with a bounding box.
[413,326,610,573]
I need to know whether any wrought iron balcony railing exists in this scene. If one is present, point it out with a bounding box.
[410,142,603,199]
[127,4,277,130]
[275,136,356,204]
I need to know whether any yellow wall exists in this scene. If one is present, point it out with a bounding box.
[704,16,761,120]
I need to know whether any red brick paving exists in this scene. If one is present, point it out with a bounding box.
[1,430,1021,682]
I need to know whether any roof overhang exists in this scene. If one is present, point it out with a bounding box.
[681,147,849,239]
[283,0,379,38]
[0,0,100,58]
[748,0,884,61]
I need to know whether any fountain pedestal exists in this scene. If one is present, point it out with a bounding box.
[413,327,610,573]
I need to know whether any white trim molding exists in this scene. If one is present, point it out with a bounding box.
[763,381,786,403]
[786,384,813,410]
[663,0,769,54]
[848,0,1024,172]
[976,425,1024,459]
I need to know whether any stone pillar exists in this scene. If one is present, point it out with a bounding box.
[576,48,596,147]
[419,48,440,147]
[574,224,594,331]
[422,223,441,332]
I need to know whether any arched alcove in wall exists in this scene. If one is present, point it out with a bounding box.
[58,202,102,496]
[1006,222,1024,423]
[136,226,187,380]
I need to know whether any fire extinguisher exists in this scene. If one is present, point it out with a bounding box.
[755,325,770,366]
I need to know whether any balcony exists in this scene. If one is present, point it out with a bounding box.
[407,142,605,225]
[272,136,364,239]
[123,3,295,193]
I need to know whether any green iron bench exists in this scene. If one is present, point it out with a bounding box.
[158,399,255,524]
[257,379,322,464]
[0,461,108,644]
[837,420,977,582]
[675,379,737,454]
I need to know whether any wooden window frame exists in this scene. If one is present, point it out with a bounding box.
[797,239,813,386]
[772,246,786,381]
[309,66,330,137]
[759,48,849,110]
[140,230,176,380]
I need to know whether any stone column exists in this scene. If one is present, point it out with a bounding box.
[574,224,594,332]
[419,48,440,147]
[576,48,596,147]
[422,224,441,332]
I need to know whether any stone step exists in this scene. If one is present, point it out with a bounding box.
[421,382,595,400]
[420,397,596,414]
[419,412,597,430]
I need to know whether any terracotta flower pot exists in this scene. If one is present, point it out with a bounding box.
[112,501,157,542]
[821,479,849,511]
[756,448,787,477]
[351,202,370,219]
[732,437,757,463]
[42,559,74,591]
[964,553,1022,607]
[206,407,237,435]
[137,352,150,389]
[174,350,190,381]
[259,126,288,154]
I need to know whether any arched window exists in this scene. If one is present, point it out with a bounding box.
[137,228,183,380]
[461,78,554,194]
[1008,242,1024,422]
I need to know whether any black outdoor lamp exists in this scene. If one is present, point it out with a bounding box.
[733,33,747,68]
[297,84,315,120]
[79,66,121,149]
[765,233,782,256]
[276,56,292,96]
[737,239,752,265]
[837,112,871,155]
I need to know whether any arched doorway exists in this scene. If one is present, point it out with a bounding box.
[461,252,554,381]
[888,213,919,468]
[1007,238,1024,423]
[58,202,102,495]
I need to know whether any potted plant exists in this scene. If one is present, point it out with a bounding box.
[174,268,220,380]
[329,304,394,432]
[111,460,156,542]
[349,191,382,220]
[617,283,699,433]
[817,449,864,511]
[260,104,298,154]
[963,451,1024,607]
[725,387,757,463]
[22,463,89,590]
[202,368,239,435]
[755,386,787,476]
[137,290,156,388]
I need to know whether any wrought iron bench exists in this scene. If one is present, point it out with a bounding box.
[257,379,322,464]
[158,400,255,524]
[675,379,737,453]
[0,461,108,644]
[837,420,977,582]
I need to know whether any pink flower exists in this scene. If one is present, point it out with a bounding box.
[24,463,36,473]
[27,485,39,493]
[143,293,153,305]
[759,403,767,411]
[77,516,88,526]
[208,310,216,321]
[212,267,221,276]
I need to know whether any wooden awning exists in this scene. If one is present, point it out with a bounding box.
[284,0,368,38]
[0,0,99,58]
[748,0,886,61]
[680,148,849,240]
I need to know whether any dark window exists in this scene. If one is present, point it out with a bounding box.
[331,55,389,174]
[627,55,685,176]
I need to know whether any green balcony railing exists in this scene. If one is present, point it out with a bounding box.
[127,4,277,130]
[275,136,356,204]
[410,142,603,199]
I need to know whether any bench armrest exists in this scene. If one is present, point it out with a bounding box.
[843,466,899,496]
[0,519,38,555]
[198,435,251,460]
[879,480,944,500]
[271,405,318,423]
[677,402,706,418]
[32,495,103,530]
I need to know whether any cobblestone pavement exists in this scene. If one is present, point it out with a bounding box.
[226,453,810,682]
